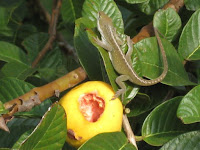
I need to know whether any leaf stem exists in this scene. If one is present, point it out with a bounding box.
[122,114,138,149]
[1,67,87,131]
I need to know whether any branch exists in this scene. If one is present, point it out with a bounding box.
[35,0,75,56]
[1,67,87,132]
[123,114,138,149]
[31,0,62,68]
[132,0,184,43]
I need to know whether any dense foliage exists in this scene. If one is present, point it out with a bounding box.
[0,0,200,149]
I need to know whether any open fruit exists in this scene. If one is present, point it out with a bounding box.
[59,81,123,147]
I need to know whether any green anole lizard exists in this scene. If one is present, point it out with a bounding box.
[94,11,168,99]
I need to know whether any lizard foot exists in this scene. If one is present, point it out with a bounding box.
[111,89,125,100]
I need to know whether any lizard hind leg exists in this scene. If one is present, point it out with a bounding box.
[112,75,130,101]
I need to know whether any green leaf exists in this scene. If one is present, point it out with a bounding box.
[127,92,151,117]
[125,0,148,4]
[121,143,137,150]
[142,97,200,146]
[74,18,103,81]
[138,0,169,15]
[177,85,200,124]
[81,0,125,90]
[37,47,68,81]
[0,78,33,103]
[0,0,22,8]
[160,130,200,150]
[1,61,34,80]
[0,101,8,115]
[0,7,12,27]
[178,8,200,60]
[0,41,29,64]
[0,25,14,37]
[79,132,137,150]
[82,0,124,33]
[184,0,200,11]
[134,37,194,86]
[61,0,83,23]
[22,32,48,63]
[15,99,52,118]
[0,118,40,148]
[0,77,52,117]
[87,27,118,90]
[123,86,140,105]
[17,24,37,40]
[153,8,182,42]
[12,130,32,149]
[19,103,67,150]
[39,0,52,14]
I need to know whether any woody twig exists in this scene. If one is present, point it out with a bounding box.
[35,0,75,57]
[0,67,87,132]
[132,0,184,43]
[31,0,62,68]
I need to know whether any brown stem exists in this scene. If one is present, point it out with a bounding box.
[123,114,138,149]
[31,0,62,68]
[2,67,87,125]
[132,0,184,43]
[35,0,75,56]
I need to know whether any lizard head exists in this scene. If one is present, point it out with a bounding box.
[97,11,114,32]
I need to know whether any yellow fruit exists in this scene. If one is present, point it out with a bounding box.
[59,81,123,148]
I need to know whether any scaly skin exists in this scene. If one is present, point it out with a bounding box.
[94,11,168,98]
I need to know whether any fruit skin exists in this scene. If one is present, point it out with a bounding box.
[59,81,123,148]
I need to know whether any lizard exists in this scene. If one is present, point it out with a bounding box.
[93,11,168,99]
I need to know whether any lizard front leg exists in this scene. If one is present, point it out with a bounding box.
[112,75,130,100]
[93,37,112,51]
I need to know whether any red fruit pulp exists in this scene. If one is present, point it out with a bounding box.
[79,92,105,122]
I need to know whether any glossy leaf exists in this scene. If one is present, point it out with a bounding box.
[74,18,103,81]
[22,32,48,63]
[82,0,124,33]
[61,0,83,23]
[0,118,40,148]
[134,37,194,86]
[177,85,200,124]
[12,130,32,149]
[79,132,137,150]
[123,86,140,105]
[184,0,200,11]
[15,99,52,118]
[153,8,182,42]
[0,78,51,117]
[127,84,170,117]
[0,78,33,103]
[19,103,67,150]
[0,7,12,27]
[127,92,151,117]
[89,31,118,90]
[178,8,200,60]
[1,61,34,80]
[125,0,148,4]
[0,41,28,64]
[142,97,200,146]
[160,131,200,150]
[81,0,125,90]
[38,47,68,81]
[138,0,169,15]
